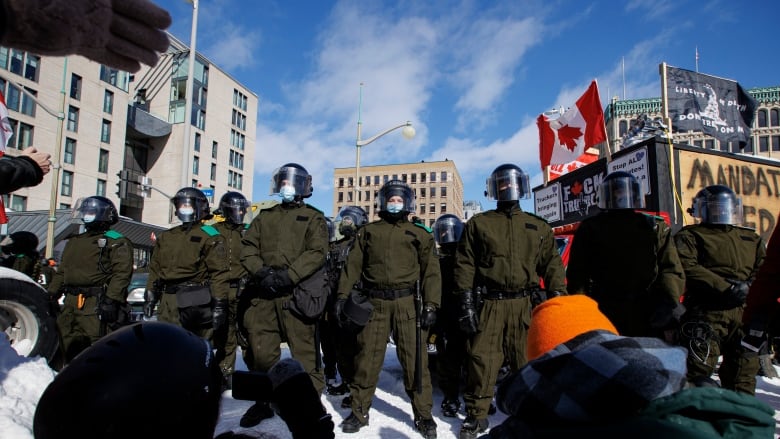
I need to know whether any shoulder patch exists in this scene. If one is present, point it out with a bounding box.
[244,223,250,230]
[200,224,220,237]
[104,230,123,239]
[413,222,433,233]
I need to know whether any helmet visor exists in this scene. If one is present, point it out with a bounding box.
[597,177,645,210]
[433,217,464,245]
[486,168,530,201]
[270,166,312,197]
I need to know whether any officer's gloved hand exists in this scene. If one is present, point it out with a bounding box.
[458,290,479,335]
[260,269,293,291]
[47,292,62,315]
[421,304,437,329]
[143,289,158,319]
[98,296,120,323]
[213,298,228,332]
[530,289,564,308]
[725,279,750,307]
[333,298,347,326]
[255,266,274,281]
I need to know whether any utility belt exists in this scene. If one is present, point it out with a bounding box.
[363,284,414,300]
[157,280,207,295]
[62,285,105,297]
[157,280,212,309]
[481,288,533,300]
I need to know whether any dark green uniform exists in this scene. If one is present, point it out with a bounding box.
[566,210,685,337]
[2,252,40,279]
[146,223,230,341]
[49,230,133,362]
[337,217,442,423]
[240,202,329,392]
[212,221,249,377]
[675,223,766,394]
[454,205,565,420]
[432,247,467,404]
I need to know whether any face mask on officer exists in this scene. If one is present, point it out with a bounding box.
[386,196,405,214]
[178,203,195,216]
[280,184,296,202]
[83,212,97,223]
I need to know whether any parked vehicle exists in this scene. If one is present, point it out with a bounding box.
[127,272,151,321]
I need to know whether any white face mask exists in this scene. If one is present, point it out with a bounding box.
[387,202,404,214]
[178,207,195,216]
[83,214,96,223]
[280,185,296,202]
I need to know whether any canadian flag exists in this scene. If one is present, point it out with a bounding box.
[0,91,11,224]
[537,80,607,170]
[548,148,600,180]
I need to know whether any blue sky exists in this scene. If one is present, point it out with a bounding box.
[155,0,780,216]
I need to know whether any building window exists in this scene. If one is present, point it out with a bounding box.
[338,192,343,202]
[61,171,73,196]
[9,195,27,211]
[420,204,426,214]
[743,138,754,153]
[67,106,79,132]
[383,175,389,184]
[196,109,206,130]
[101,119,111,143]
[441,187,447,198]
[704,139,715,149]
[347,191,353,202]
[619,120,628,137]
[8,49,23,75]
[773,136,780,152]
[441,203,447,213]
[20,87,36,116]
[96,179,106,197]
[420,188,426,198]
[98,148,109,172]
[429,203,435,214]
[103,90,114,114]
[210,163,216,180]
[64,138,76,164]
[5,83,20,111]
[16,122,33,149]
[99,65,129,92]
[430,172,436,182]
[364,190,370,201]
[194,132,201,152]
[411,173,417,183]
[771,108,779,127]
[430,187,436,198]
[192,156,199,175]
[212,141,218,159]
[24,54,39,81]
[401,173,407,183]
[338,178,344,188]
[420,173,426,183]
[364,176,370,186]
[374,175,380,185]
[441,172,447,182]
[758,109,768,128]
[233,89,248,111]
[70,74,82,100]
[759,136,769,152]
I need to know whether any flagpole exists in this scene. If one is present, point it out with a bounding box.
[659,62,679,225]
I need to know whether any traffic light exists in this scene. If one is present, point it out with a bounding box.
[116,170,129,199]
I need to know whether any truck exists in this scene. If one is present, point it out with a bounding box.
[534,136,780,263]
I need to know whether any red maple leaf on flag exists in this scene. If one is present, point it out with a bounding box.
[571,180,583,195]
[558,124,583,151]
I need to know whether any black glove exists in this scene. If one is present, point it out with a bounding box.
[458,290,479,335]
[0,0,172,72]
[530,289,564,307]
[260,269,293,291]
[98,296,120,323]
[213,298,228,332]
[333,297,347,323]
[420,304,437,330]
[255,266,274,281]
[143,289,158,319]
[725,279,750,306]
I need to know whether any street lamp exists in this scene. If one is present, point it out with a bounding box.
[353,86,416,202]
[180,0,199,188]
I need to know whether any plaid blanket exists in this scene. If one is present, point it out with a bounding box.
[495,330,688,425]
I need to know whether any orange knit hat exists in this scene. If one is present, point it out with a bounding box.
[526,294,618,361]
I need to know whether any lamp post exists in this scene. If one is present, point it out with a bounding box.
[180,0,199,188]
[354,84,416,202]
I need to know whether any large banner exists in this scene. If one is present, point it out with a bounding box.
[664,66,757,147]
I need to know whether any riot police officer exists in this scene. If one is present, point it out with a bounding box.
[321,206,367,399]
[143,188,231,342]
[675,185,765,394]
[48,196,134,363]
[211,191,251,384]
[334,180,441,438]
[1,230,41,279]
[429,213,467,417]
[454,164,566,439]
[239,163,329,428]
[566,171,685,339]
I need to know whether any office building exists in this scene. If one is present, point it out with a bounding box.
[333,160,464,227]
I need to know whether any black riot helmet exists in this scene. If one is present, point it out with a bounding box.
[597,171,645,210]
[485,164,530,201]
[171,187,211,223]
[690,184,743,225]
[432,214,464,245]
[33,322,223,439]
[377,179,416,214]
[216,191,250,224]
[270,163,313,201]
[72,196,119,231]
[0,231,39,255]
[336,205,368,238]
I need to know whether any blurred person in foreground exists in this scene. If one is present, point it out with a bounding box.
[454,164,566,439]
[0,147,51,194]
[33,321,334,439]
[566,171,685,340]
[485,294,775,438]
[675,185,765,394]
[1,230,41,278]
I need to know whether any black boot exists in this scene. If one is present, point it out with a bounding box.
[459,416,489,439]
[239,401,274,428]
[327,381,349,396]
[341,394,352,409]
[341,412,368,433]
[440,398,461,417]
[415,418,438,439]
